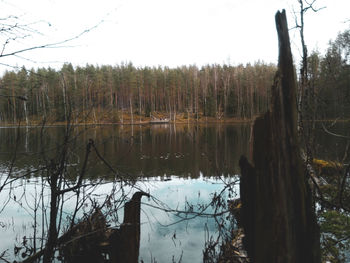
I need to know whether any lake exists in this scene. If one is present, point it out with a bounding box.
[0,123,249,262]
[0,121,348,262]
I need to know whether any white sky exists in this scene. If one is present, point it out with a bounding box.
[0,0,349,74]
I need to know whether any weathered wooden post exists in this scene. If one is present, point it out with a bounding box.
[239,10,320,263]
[109,191,150,263]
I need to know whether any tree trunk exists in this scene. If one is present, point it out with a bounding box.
[239,10,320,263]
[213,67,218,119]
[130,96,133,124]
[23,100,29,126]
[61,76,68,122]
[43,172,59,263]
[109,192,149,263]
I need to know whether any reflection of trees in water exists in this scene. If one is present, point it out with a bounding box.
[0,124,143,262]
[92,123,250,178]
[0,123,240,263]
[0,124,251,179]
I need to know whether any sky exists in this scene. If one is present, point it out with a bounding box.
[0,0,349,74]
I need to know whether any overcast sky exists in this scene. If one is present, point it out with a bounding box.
[0,0,349,74]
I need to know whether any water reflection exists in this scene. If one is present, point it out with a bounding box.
[139,175,235,262]
[0,175,236,262]
[0,124,250,178]
[0,124,247,262]
[1,122,347,261]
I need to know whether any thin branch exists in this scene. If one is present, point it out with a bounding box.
[57,139,93,195]
[0,250,11,263]
[304,0,326,12]
[321,123,350,139]
[0,20,104,59]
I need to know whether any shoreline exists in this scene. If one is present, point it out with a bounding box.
[0,118,254,127]
[0,116,349,128]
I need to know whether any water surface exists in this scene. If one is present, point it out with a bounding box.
[0,123,248,262]
[1,121,348,261]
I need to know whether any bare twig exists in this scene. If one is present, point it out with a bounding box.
[0,20,104,59]
[321,123,350,139]
[57,139,93,195]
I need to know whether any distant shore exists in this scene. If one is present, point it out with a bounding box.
[0,112,256,127]
[0,118,253,127]
[1,112,348,127]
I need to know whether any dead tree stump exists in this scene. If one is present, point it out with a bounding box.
[239,10,320,263]
[108,191,150,263]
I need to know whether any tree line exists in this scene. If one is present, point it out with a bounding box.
[0,62,276,124]
[305,27,350,121]
[0,27,349,125]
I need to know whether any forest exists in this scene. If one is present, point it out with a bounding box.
[0,27,349,125]
[0,62,275,124]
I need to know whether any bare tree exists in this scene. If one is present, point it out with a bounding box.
[293,0,325,163]
[0,2,105,71]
